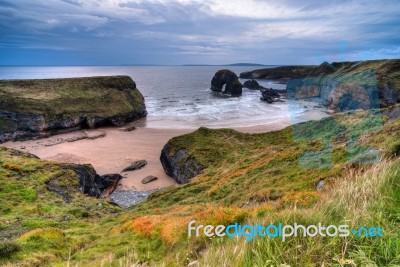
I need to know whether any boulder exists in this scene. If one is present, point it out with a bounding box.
[141,175,158,184]
[210,69,243,96]
[122,160,148,172]
[160,143,203,184]
[260,88,281,103]
[243,79,261,90]
[0,76,147,143]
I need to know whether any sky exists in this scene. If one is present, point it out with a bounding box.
[0,0,399,65]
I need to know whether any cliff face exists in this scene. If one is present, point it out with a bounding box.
[160,143,204,184]
[0,76,147,143]
[241,59,400,110]
[287,60,400,111]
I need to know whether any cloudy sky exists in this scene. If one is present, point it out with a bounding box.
[0,0,399,65]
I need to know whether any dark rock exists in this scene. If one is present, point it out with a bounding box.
[260,88,280,103]
[142,175,158,184]
[86,131,107,140]
[46,164,123,201]
[118,126,136,132]
[210,69,243,96]
[122,160,148,172]
[243,79,261,90]
[96,174,123,198]
[160,143,203,184]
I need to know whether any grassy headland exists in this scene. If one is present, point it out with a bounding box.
[0,76,146,142]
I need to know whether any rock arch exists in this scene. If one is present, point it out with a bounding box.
[210,69,243,96]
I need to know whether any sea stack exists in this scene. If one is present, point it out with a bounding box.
[210,69,243,96]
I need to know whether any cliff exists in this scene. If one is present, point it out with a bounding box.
[0,76,147,143]
[240,59,400,110]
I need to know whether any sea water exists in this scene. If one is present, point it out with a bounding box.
[0,65,325,129]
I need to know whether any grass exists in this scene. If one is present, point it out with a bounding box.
[1,104,400,266]
[198,158,400,266]
[0,147,122,266]
[0,76,145,125]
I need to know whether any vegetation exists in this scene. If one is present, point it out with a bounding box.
[1,104,400,266]
[0,76,145,118]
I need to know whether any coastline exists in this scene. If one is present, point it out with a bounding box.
[2,119,297,193]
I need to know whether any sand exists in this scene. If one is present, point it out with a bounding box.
[2,118,296,192]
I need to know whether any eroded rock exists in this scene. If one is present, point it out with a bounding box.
[210,69,243,96]
[260,88,281,103]
[142,175,158,184]
[160,144,203,184]
[243,79,261,90]
[122,160,148,172]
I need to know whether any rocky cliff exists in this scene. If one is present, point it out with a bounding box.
[0,76,147,143]
[240,59,400,110]
[287,60,400,111]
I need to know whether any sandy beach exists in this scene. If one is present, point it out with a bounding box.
[2,118,296,192]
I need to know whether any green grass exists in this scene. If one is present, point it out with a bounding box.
[198,158,400,266]
[0,75,145,118]
[0,147,122,266]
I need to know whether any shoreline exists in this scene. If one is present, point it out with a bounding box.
[2,121,295,192]
[2,104,329,197]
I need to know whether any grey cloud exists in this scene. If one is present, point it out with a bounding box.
[0,0,399,65]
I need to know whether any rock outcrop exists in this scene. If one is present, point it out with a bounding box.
[46,163,123,201]
[260,88,281,103]
[122,160,148,172]
[243,79,261,90]
[242,79,281,103]
[0,146,122,202]
[160,143,203,184]
[0,76,147,143]
[210,69,243,96]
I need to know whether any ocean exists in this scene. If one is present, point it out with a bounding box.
[0,66,326,129]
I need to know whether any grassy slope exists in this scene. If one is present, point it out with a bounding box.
[0,147,122,266]
[1,106,400,266]
[199,158,400,266]
[0,76,145,118]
